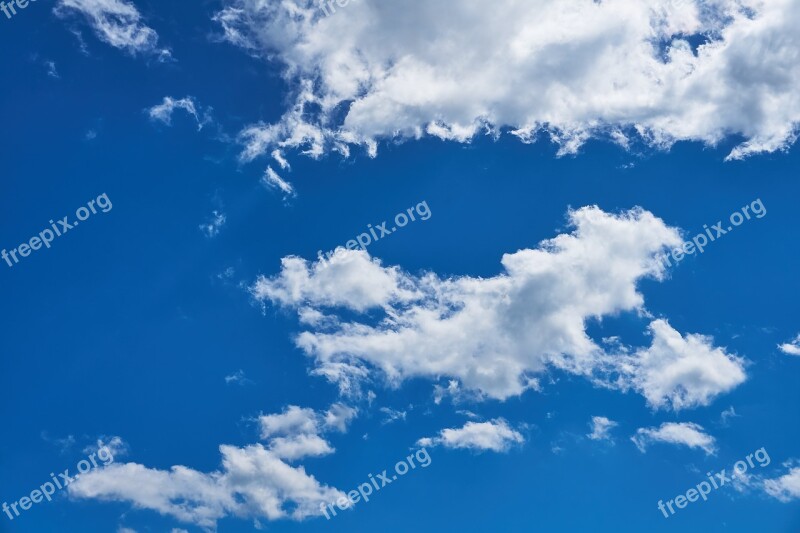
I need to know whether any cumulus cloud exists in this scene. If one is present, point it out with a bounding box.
[587,416,618,441]
[631,422,717,455]
[215,0,800,162]
[252,205,745,408]
[778,334,800,356]
[763,465,800,502]
[259,404,357,460]
[69,405,355,528]
[148,97,211,131]
[69,445,344,528]
[614,320,747,410]
[55,0,171,58]
[417,419,524,453]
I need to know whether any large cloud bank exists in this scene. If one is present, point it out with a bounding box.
[214,0,800,161]
[252,206,747,407]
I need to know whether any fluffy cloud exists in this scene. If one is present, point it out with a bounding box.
[69,445,345,528]
[69,405,355,528]
[55,0,170,58]
[631,422,717,455]
[253,205,745,408]
[148,97,211,130]
[763,465,800,502]
[258,404,356,460]
[215,0,800,162]
[587,416,618,442]
[778,334,800,356]
[615,320,747,410]
[417,419,524,453]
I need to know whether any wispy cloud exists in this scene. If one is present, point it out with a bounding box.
[587,416,618,442]
[148,97,212,131]
[55,0,171,59]
[261,166,295,199]
[199,210,226,238]
[224,369,252,386]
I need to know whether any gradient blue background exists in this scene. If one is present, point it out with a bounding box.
[1,1,799,531]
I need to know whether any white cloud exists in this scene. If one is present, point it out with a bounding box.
[252,248,418,314]
[199,210,226,238]
[631,422,717,455]
[259,406,321,439]
[69,444,345,528]
[615,320,747,410]
[148,97,211,131]
[267,434,334,461]
[261,167,296,198]
[271,150,291,170]
[719,406,739,426]
[45,60,60,79]
[252,205,744,407]
[322,403,358,433]
[69,405,355,528]
[117,528,137,533]
[379,407,407,425]
[224,369,252,386]
[417,419,524,453]
[778,334,800,356]
[55,0,170,58]
[215,0,800,162]
[84,435,128,458]
[587,416,618,441]
[258,404,356,460]
[764,465,800,502]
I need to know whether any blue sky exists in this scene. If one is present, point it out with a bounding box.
[1,1,800,532]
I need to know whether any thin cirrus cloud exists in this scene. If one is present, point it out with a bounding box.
[417,419,525,453]
[251,205,747,409]
[631,422,717,455]
[213,0,800,163]
[587,416,618,442]
[262,166,296,199]
[54,0,171,59]
[147,97,212,131]
[198,210,226,238]
[68,404,356,528]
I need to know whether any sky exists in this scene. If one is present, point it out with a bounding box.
[1,0,799,532]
